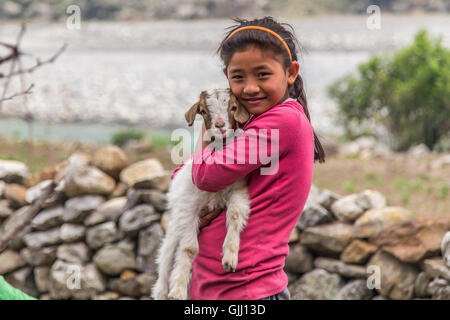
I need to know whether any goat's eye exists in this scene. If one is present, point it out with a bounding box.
[230,106,237,112]
[200,110,206,115]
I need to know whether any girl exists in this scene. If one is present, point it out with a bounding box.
[170,16,325,300]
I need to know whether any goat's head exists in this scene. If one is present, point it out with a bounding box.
[185,89,250,140]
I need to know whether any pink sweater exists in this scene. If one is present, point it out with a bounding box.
[171,99,314,300]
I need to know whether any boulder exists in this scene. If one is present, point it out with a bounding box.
[284,243,314,274]
[420,258,450,282]
[92,145,129,179]
[369,217,450,263]
[119,204,159,237]
[367,250,419,300]
[0,159,30,184]
[63,195,105,223]
[441,231,450,268]
[64,163,115,197]
[314,257,367,278]
[20,246,57,267]
[331,190,386,223]
[300,222,354,257]
[23,228,61,249]
[56,242,91,264]
[93,241,136,276]
[353,207,414,239]
[60,223,86,243]
[338,279,375,300]
[340,239,378,264]
[86,221,120,250]
[288,268,345,300]
[120,158,165,187]
[296,203,333,231]
[31,205,64,230]
[0,249,26,274]
[84,197,127,226]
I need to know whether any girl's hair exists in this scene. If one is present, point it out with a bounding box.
[217,16,326,163]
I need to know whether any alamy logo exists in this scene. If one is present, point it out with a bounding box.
[170,121,280,175]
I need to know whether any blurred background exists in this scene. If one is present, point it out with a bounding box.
[0,0,449,301]
[0,1,449,217]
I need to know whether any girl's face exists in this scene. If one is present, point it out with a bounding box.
[225,45,299,116]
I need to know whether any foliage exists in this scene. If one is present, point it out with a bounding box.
[111,128,145,146]
[328,29,450,152]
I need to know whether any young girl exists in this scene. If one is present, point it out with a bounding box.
[170,16,325,300]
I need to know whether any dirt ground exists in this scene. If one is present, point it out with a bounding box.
[0,137,448,219]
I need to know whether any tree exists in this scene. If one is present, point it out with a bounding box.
[328,29,450,152]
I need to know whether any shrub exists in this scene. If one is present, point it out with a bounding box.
[328,29,450,152]
[111,128,146,146]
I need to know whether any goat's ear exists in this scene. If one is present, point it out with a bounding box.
[231,95,250,124]
[185,102,199,127]
[185,91,208,126]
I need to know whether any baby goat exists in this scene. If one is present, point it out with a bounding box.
[152,89,251,300]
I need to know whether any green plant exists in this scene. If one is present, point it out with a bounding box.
[328,29,450,152]
[111,128,146,146]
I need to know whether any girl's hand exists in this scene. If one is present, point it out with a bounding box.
[199,207,223,229]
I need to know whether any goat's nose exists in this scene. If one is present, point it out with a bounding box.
[215,117,225,128]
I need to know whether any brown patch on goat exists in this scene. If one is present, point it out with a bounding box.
[228,94,250,126]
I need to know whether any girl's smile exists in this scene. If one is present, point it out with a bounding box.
[225,45,299,116]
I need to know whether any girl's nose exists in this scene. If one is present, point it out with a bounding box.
[243,80,260,95]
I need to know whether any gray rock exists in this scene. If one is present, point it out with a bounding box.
[338,279,375,300]
[136,224,163,274]
[34,266,51,293]
[20,246,57,266]
[288,268,345,300]
[48,260,106,300]
[284,243,314,274]
[0,249,26,274]
[56,242,91,264]
[23,228,61,249]
[314,257,367,278]
[331,190,386,223]
[119,204,159,237]
[426,278,450,300]
[0,199,13,219]
[316,189,341,213]
[300,222,354,257]
[64,195,105,223]
[296,204,333,231]
[414,272,431,298]
[0,159,30,184]
[421,258,450,282]
[86,221,120,250]
[60,223,86,243]
[367,250,419,300]
[84,197,127,226]
[127,189,168,212]
[353,207,414,239]
[31,205,64,230]
[4,266,38,298]
[93,242,136,276]
[26,179,53,204]
[441,231,450,268]
[108,273,156,297]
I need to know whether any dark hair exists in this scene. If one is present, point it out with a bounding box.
[217,16,326,163]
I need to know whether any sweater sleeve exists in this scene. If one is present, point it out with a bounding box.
[191,107,293,192]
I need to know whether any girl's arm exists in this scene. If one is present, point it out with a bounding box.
[191,110,289,192]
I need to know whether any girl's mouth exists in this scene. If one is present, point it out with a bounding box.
[245,97,266,105]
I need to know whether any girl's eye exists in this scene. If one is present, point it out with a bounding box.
[231,75,242,80]
[258,72,270,78]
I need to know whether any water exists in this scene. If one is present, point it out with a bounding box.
[0,15,449,142]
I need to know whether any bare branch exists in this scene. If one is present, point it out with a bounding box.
[0,83,34,102]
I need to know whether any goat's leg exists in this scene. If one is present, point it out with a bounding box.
[167,215,200,300]
[152,227,180,300]
[222,188,250,272]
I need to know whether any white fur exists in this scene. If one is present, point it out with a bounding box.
[152,89,251,300]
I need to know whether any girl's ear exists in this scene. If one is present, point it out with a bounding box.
[287,61,300,85]
[185,91,207,126]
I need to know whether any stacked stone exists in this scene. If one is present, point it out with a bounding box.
[0,146,170,300]
[0,146,449,300]
[285,187,450,300]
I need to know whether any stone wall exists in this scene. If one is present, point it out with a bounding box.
[0,145,449,300]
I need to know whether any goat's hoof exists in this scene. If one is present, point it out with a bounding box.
[222,260,236,272]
